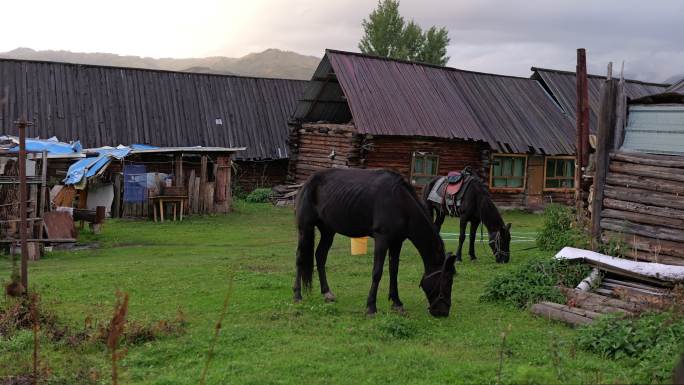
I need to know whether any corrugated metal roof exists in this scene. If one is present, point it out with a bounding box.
[622,105,684,155]
[532,67,669,133]
[666,78,684,94]
[293,50,575,154]
[0,58,306,161]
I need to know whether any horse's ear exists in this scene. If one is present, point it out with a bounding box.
[506,223,512,232]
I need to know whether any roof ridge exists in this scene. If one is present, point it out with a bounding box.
[325,49,533,81]
[531,66,670,87]
[0,56,309,83]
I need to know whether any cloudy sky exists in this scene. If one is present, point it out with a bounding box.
[2,0,683,82]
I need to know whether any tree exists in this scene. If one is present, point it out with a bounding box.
[359,0,450,66]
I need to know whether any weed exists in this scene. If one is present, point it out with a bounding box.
[245,188,272,203]
[496,324,511,385]
[480,257,591,308]
[106,291,129,385]
[536,204,588,252]
[578,312,684,383]
[200,273,234,385]
[376,314,418,339]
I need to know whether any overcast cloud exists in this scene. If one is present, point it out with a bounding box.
[1,0,682,82]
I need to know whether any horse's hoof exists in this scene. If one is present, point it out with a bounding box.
[293,296,302,304]
[366,307,377,317]
[391,305,406,315]
[323,291,336,302]
[470,256,477,261]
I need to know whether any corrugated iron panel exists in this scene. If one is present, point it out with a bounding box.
[294,50,575,154]
[532,67,669,133]
[0,58,306,160]
[622,105,684,155]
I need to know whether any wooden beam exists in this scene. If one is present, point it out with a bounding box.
[591,79,617,247]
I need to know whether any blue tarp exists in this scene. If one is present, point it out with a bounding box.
[64,145,158,185]
[8,137,81,154]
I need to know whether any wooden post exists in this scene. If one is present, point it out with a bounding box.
[575,48,590,220]
[175,154,183,187]
[15,118,33,293]
[591,79,618,248]
[199,155,207,214]
[613,62,627,149]
[215,156,231,213]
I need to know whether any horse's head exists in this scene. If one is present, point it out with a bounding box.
[489,223,512,263]
[419,253,457,317]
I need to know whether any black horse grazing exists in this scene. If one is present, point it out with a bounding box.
[423,174,512,263]
[294,168,457,317]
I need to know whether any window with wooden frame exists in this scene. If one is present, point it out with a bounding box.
[489,154,527,189]
[410,152,439,186]
[545,156,575,189]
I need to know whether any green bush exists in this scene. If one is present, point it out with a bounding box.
[578,312,684,384]
[245,188,272,203]
[536,204,588,252]
[480,257,591,308]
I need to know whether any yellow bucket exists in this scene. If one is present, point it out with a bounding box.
[351,237,369,255]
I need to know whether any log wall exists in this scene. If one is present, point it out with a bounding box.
[599,151,684,265]
[289,123,362,183]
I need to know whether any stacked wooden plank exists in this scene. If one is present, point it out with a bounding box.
[531,276,672,327]
[270,184,302,207]
[600,151,684,266]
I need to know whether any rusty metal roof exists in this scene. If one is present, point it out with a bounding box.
[0,58,306,161]
[532,67,669,133]
[293,50,575,154]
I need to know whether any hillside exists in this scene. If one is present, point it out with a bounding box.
[0,47,319,79]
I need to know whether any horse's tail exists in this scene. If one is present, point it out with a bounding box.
[295,178,316,291]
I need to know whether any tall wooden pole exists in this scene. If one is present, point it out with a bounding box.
[575,49,590,220]
[15,118,33,292]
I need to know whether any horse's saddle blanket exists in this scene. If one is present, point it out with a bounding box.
[427,171,474,216]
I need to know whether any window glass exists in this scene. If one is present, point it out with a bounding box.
[545,157,574,189]
[490,155,526,189]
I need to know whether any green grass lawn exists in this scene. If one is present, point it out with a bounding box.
[1,202,633,384]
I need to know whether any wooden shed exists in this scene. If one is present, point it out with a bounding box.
[0,58,306,194]
[591,79,684,266]
[289,50,578,209]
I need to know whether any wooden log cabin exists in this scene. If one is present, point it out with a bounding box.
[0,58,306,194]
[591,83,684,266]
[288,50,579,210]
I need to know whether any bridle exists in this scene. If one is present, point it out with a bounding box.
[419,265,453,312]
[488,230,510,261]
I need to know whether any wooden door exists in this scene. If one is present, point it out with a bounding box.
[526,155,544,208]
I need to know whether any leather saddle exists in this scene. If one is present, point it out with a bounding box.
[427,167,475,217]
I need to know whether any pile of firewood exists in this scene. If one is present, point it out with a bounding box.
[270,184,302,207]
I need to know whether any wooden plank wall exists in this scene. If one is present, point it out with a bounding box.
[600,151,684,266]
[0,59,305,161]
[232,159,288,193]
[363,136,485,195]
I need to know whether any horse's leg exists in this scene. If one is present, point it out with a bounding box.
[293,224,315,303]
[366,237,388,316]
[468,219,480,261]
[455,218,467,262]
[388,241,404,313]
[315,228,336,302]
[434,209,446,233]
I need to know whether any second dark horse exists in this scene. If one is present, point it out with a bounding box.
[423,174,512,263]
[294,168,457,317]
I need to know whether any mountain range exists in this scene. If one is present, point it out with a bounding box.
[0,47,320,80]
